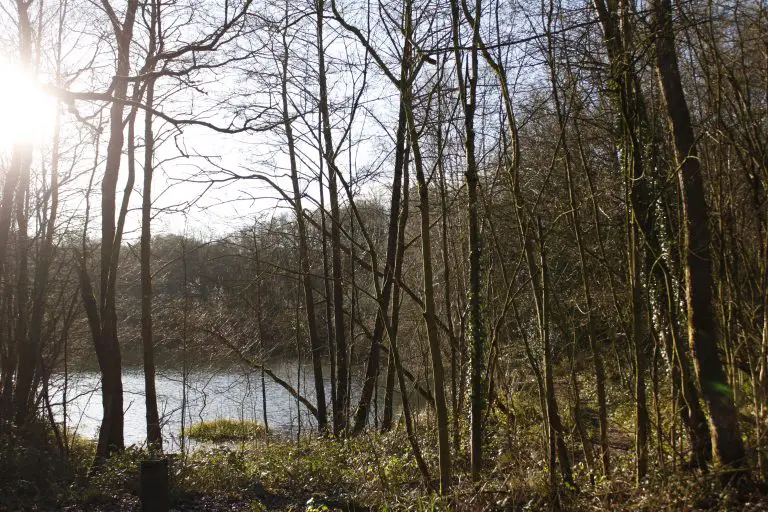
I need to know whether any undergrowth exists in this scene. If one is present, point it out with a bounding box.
[186,418,266,443]
[2,405,768,511]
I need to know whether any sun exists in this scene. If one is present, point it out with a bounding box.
[0,61,58,150]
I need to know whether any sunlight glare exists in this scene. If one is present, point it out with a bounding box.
[0,61,57,150]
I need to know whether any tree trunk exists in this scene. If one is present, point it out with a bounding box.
[652,0,746,471]
[351,99,406,433]
[141,74,162,452]
[316,0,347,434]
[382,146,410,433]
[282,17,327,432]
[4,0,33,424]
[89,0,139,461]
[539,219,575,490]
[403,12,451,487]
[629,210,648,482]
[545,23,611,477]
[448,0,486,479]
[318,126,338,432]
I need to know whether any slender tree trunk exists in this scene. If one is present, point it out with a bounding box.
[435,82,460,454]
[546,25,611,477]
[403,13,451,487]
[252,233,269,437]
[351,98,406,433]
[316,0,347,434]
[629,204,648,482]
[539,219,574,491]
[318,125,338,432]
[141,73,162,452]
[5,0,33,424]
[180,236,189,457]
[13,145,31,429]
[282,18,327,432]
[382,146,410,433]
[448,0,486,479]
[261,367,269,436]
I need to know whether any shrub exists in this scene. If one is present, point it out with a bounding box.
[185,419,266,443]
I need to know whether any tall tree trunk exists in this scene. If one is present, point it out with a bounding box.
[435,76,460,454]
[89,0,139,461]
[138,0,162,453]
[13,145,31,429]
[382,144,410,433]
[141,72,162,452]
[629,203,648,482]
[251,232,269,435]
[402,7,451,486]
[3,0,33,424]
[318,124,338,432]
[448,0,486,479]
[282,15,327,432]
[652,0,746,471]
[407,114,451,492]
[316,0,347,434]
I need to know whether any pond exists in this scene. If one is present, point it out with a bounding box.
[49,360,390,452]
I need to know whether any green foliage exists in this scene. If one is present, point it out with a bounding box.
[176,447,262,497]
[80,446,145,503]
[169,429,438,508]
[0,421,120,508]
[185,419,266,443]
[252,438,351,495]
[0,425,64,505]
[305,497,331,511]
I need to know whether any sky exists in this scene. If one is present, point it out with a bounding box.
[0,0,531,244]
[0,0,396,244]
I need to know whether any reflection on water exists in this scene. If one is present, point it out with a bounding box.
[50,360,337,451]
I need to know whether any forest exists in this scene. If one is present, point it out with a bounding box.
[0,0,766,509]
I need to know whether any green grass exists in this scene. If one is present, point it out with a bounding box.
[185,419,266,443]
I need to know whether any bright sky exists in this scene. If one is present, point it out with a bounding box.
[0,60,58,151]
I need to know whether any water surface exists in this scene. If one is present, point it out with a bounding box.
[50,360,335,451]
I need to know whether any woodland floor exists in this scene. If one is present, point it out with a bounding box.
[4,429,768,511]
[4,412,768,511]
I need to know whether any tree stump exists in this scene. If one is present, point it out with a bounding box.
[140,458,169,512]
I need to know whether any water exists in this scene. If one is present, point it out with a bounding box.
[49,360,348,451]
